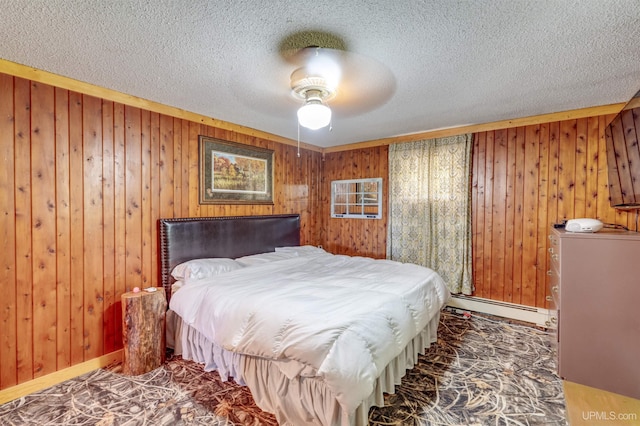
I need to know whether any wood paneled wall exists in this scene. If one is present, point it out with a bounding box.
[319,117,637,309]
[320,146,389,258]
[0,74,322,390]
[2,69,638,392]
[472,116,637,307]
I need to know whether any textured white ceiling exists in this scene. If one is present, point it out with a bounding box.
[1,0,640,148]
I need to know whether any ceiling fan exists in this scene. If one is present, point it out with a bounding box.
[279,31,396,132]
[290,48,339,130]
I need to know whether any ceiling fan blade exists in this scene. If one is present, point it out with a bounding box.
[329,51,396,116]
[288,47,344,89]
[305,49,343,89]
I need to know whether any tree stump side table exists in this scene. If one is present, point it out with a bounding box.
[121,287,167,375]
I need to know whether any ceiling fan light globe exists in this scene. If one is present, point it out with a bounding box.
[297,103,331,130]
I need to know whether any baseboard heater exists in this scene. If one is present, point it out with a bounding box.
[446,294,553,328]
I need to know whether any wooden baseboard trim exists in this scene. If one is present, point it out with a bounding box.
[0,350,123,405]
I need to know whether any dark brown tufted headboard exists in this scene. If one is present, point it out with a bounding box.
[158,214,300,303]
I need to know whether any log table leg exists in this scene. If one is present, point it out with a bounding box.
[121,287,167,375]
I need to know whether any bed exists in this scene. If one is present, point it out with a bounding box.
[159,214,450,426]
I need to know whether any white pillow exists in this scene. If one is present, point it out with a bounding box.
[275,245,327,256]
[235,251,298,266]
[171,258,244,283]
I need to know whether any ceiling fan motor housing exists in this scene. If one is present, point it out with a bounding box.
[290,71,337,103]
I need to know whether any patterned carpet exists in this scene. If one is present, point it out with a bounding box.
[0,310,566,425]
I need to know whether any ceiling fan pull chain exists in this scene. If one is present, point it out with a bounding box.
[297,121,301,158]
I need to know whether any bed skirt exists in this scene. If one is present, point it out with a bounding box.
[167,310,441,426]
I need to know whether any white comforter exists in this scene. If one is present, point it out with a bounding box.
[169,251,450,414]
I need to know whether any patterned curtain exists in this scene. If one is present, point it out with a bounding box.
[387,134,473,294]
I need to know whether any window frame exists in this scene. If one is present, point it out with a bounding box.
[330,177,383,219]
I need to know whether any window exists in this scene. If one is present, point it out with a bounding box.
[331,178,382,219]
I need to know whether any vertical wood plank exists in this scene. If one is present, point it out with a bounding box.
[472,132,486,297]
[378,146,389,259]
[14,77,34,382]
[585,116,600,217]
[597,115,616,225]
[345,150,355,255]
[173,118,182,217]
[547,121,561,226]
[543,120,561,304]
[504,128,517,302]
[82,95,104,360]
[140,110,152,287]
[320,152,330,251]
[188,122,200,217]
[101,100,116,354]
[300,151,312,245]
[149,112,160,283]
[159,115,174,219]
[362,147,372,256]
[113,102,126,349]
[0,74,17,388]
[321,152,331,251]
[574,118,588,218]
[275,143,285,214]
[319,150,326,247]
[511,127,526,305]
[125,106,142,291]
[30,81,58,377]
[558,120,577,220]
[536,123,550,308]
[547,121,560,306]
[482,131,494,300]
[491,129,507,301]
[68,91,84,364]
[521,124,540,307]
[180,120,190,217]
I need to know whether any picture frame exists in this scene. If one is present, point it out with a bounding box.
[198,136,274,204]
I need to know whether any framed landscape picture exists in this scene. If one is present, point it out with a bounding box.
[198,136,274,204]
